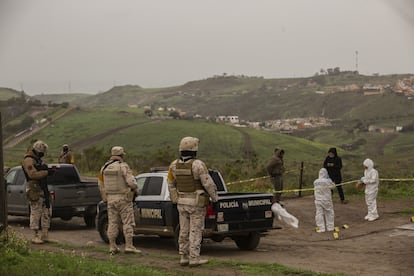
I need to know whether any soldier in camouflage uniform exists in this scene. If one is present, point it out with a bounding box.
[99,146,141,255]
[22,140,51,244]
[58,144,75,164]
[167,137,219,267]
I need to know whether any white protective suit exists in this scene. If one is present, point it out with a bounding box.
[361,159,379,221]
[314,168,336,232]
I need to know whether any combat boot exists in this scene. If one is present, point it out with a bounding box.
[189,258,209,267]
[109,239,120,255]
[41,229,49,242]
[124,246,142,254]
[31,230,44,244]
[180,254,189,266]
[124,236,141,254]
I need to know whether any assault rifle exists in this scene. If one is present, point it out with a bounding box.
[34,164,55,208]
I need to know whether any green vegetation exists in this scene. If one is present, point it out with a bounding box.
[0,228,336,276]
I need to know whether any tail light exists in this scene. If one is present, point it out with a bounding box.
[49,190,55,202]
[205,205,216,220]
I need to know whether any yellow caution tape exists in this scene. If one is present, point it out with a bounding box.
[226,175,414,193]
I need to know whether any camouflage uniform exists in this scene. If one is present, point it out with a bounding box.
[167,137,218,267]
[58,144,75,164]
[22,141,50,244]
[99,146,140,254]
[266,148,285,203]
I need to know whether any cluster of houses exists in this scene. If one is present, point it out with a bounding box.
[215,115,331,133]
[314,77,414,98]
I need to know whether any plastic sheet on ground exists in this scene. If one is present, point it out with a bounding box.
[271,203,299,228]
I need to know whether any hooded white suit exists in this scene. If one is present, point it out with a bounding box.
[314,168,336,232]
[361,159,379,221]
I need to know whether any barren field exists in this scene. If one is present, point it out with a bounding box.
[8,195,414,276]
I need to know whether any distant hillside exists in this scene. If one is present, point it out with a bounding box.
[33,93,93,105]
[0,87,23,100]
[30,73,414,123]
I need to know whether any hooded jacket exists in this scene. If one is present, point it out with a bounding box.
[323,147,342,183]
[313,168,336,201]
[361,158,379,195]
[266,149,285,176]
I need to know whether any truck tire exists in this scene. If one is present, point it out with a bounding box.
[234,231,260,250]
[84,214,96,228]
[97,212,124,244]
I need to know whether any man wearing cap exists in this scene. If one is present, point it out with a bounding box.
[167,137,219,267]
[99,146,140,254]
[58,144,75,164]
[22,140,51,244]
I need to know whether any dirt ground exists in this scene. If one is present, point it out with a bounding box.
[7,195,414,276]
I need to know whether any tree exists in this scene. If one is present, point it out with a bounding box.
[144,109,153,117]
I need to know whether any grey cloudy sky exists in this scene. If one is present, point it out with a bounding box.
[0,0,413,95]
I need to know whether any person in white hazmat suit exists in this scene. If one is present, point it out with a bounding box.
[360,158,379,221]
[313,168,336,232]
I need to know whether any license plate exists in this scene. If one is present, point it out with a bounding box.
[265,210,273,218]
[217,224,229,232]
[75,207,86,212]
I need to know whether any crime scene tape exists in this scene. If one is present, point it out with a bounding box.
[226,175,414,193]
[226,169,297,186]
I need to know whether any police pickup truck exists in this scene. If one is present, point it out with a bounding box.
[5,164,101,227]
[97,169,274,250]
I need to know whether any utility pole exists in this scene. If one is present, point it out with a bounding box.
[355,50,359,72]
[0,112,7,233]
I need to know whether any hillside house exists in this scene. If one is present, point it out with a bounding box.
[363,84,383,95]
[216,115,239,124]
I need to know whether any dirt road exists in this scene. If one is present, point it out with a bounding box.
[8,196,414,276]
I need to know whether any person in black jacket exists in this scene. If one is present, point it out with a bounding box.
[323,147,348,204]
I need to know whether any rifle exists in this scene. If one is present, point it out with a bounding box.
[34,163,55,209]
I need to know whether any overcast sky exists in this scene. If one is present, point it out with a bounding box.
[1,0,413,95]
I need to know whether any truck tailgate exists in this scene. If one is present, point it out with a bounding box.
[214,193,274,232]
[51,182,99,208]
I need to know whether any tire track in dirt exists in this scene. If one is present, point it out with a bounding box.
[232,126,254,159]
[71,120,161,151]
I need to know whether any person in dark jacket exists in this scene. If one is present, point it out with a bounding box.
[267,148,285,203]
[323,147,348,204]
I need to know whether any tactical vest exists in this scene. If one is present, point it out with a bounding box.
[175,160,203,192]
[103,161,129,194]
[22,155,41,181]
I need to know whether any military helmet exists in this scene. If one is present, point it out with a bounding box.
[33,140,48,153]
[111,146,126,156]
[179,137,199,151]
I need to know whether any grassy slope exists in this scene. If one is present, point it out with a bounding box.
[4,107,335,170]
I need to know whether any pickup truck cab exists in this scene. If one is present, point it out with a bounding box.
[97,169,274,250]
[6,164,101,227]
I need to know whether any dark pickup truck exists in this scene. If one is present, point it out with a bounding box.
[97,169,274,250]
[5,164,101,227]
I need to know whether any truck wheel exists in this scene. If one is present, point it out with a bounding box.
[84,214,96,228]
[97,212,124,244]
[234,231,260,250]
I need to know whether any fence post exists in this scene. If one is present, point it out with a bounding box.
[0,112,7,233]
[298,161,304,197]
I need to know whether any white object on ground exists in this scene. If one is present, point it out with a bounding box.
[271,203,299,228]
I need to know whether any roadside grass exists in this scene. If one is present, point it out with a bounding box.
[0,228,338,276]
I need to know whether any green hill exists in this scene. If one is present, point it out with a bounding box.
[29,73,414,123]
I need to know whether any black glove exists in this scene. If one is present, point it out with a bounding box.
[35,163,49,171]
